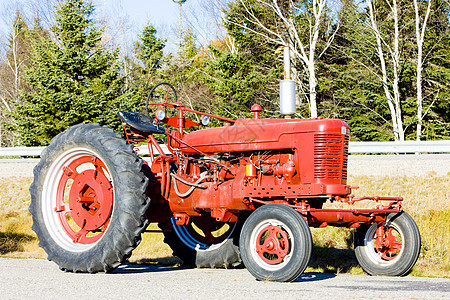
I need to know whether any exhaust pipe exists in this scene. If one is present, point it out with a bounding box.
[279,46,296,116]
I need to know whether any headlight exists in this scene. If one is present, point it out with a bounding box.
[155,108,166,121]
[201,115,210,126]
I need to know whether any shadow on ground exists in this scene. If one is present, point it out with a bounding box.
[121,246,359,278]
[296,272,336,282]
[0,231,35,254]
[308,245,360,273]
[114,257,186,274]
[113,257,185,274]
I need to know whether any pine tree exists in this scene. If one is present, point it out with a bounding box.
[130,24,166,90]
[162,28,217,120]
[418,0,450,139]
[124,24,167,112]
[13,0,127,146]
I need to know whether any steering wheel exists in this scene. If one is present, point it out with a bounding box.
[145,82,178,118]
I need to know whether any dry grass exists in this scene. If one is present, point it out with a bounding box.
[0,174,448,277]
[0,177,46,258]
[129,223,182,266]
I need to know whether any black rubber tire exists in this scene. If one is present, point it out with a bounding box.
[239,204,312,282]
[29,123,150,273]
[354,211,421,276]
[159,216,244,268]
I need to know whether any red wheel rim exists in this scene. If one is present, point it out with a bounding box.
[374,227,402,261]
[256,225,290,264]
[55,155,113,244]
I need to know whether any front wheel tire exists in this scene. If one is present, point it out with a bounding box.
[239,204,312,282]
[354,211,421,276]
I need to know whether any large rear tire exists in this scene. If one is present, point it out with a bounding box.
[29,123,150,273]
[354,211,421,276]
[160,216,243,268]
[239,204,312,282]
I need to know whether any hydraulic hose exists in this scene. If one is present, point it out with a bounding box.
[171,172,207,198]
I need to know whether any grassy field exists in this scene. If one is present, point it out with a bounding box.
[0,174,448,277]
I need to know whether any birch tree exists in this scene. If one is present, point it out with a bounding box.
[0,12,30,146]
[2,13,28,108]
[413,0,432,141]
[227,0,337,118]
[364,0,404,141]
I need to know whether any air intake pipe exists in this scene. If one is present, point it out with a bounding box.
[279,46,296,116]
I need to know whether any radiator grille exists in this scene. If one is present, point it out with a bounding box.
[314,134,348,182]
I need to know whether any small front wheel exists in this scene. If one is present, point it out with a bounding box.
[239,204,312,282]
[355,211,421,276]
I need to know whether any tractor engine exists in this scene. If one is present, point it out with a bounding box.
[156,115,350,225]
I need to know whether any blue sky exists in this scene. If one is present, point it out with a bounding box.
[94,0,199,52]
[97,0,182,25]
[0,0,210,53]
[94,0,189,33]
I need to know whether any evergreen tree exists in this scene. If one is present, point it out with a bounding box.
[124,24,167,114]
[323,0,394,141]
[130,24,166,91]
[13,0,128,146]
[161,28,216,121]
[204,45,280,120]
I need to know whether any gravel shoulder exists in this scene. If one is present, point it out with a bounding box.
[0,258,449,300]
[348,154,450,177]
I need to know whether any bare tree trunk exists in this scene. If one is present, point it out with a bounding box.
[307,0,327,118]
[1,15,26,125]
[5,21,22,106]
[392,0,404,141]
[365,0,404,141]
[0,94,12,113]
[414,0,432,141]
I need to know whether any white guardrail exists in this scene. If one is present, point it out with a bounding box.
[0,140,449,157]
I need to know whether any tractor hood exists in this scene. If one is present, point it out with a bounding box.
[180,118,349,155]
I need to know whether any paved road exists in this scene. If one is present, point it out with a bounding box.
[1,155,450,178]
[0,258,448,299]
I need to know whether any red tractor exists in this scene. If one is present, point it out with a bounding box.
[29,81,421,282]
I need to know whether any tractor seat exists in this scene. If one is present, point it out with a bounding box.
[117,111,166,134]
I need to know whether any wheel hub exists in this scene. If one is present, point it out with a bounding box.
[256,225,290,264]
[374,226,402,261]
[55,155,113,244]
[68,169,113,231]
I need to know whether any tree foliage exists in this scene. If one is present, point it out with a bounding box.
[130,24,166,90]
[0,0,448,145]
[0,12,31,146]
[123,23,167,113]
[13,0,129,146]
